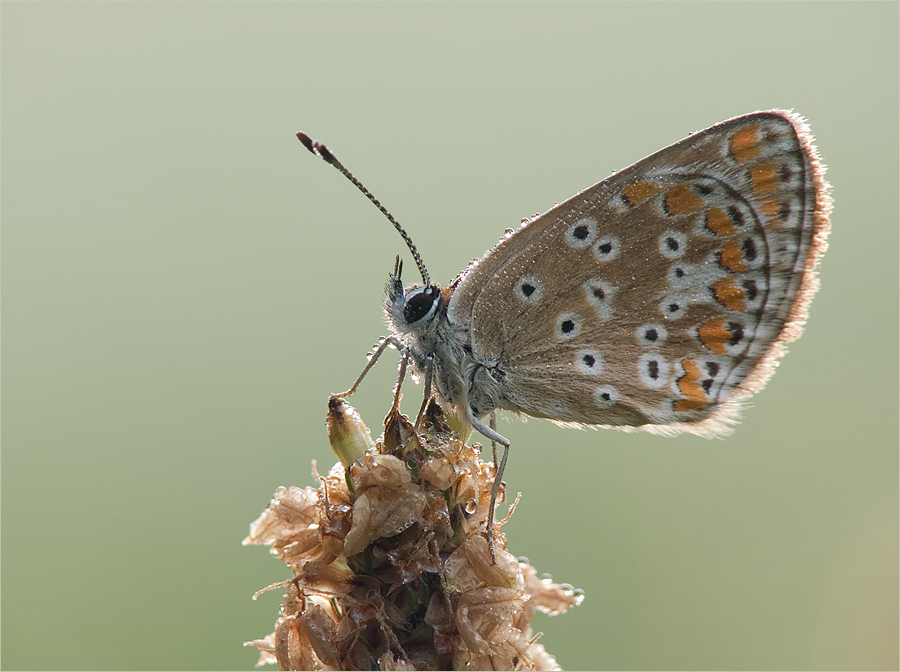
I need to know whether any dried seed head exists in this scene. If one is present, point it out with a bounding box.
[245,398,583,670]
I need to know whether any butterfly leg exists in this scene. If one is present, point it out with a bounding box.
[490,411,499,469]
[412,353,434,433]
[390,348,410,415]
[469,413,510,564]
[335,335,404,398]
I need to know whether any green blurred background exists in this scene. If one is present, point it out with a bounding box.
[2,3,897,670]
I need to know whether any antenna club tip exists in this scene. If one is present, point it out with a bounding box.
[296,131,316,153]
[296,132,337,164]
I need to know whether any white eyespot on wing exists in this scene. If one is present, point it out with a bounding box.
[593,235,620,261]
[660,293,690,320]
[772,193,802,229]
[593,384,619,408]
[555,313,583,341]
[575,349,604,375]
[739,273,766,312]
[638,353,671,388]
[636,323,668,346]
[666,261,694,289]
[773,155,805,190]
[514,275,543,303]
[583,278,617,322]
[659,230,688,259]
[738,233,766,270]
[564,217,598,248]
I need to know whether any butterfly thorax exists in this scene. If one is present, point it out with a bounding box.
[385,276,503,425]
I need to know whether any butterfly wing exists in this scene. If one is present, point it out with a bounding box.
[447,110,830,437]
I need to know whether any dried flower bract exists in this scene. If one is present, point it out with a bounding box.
[244,397,583,670]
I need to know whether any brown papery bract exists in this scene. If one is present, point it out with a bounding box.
[244,397,583,670]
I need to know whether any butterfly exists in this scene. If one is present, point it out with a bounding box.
[298,110,831,555]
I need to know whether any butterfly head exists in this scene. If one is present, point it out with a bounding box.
[385,256,443,337]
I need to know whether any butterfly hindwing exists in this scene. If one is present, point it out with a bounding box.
[447,110,830,436]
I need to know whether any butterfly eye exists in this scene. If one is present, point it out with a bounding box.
[403,287,439,324]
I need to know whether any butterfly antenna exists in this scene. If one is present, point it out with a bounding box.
[297,132,430,287]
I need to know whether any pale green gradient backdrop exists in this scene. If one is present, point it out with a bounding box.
[2,3,897,670]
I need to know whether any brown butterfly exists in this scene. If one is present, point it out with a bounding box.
[299,110,831,555]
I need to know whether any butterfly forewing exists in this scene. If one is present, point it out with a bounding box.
[448,110,830,436]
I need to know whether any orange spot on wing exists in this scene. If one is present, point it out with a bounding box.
[706,207,736,237]
[720,239,749,272]
[674,398,708,412]
[623,181,661,205]
[730,125,761,163]
[675,358,708,411]
[713,277,747,311]
[698,318,731,355]
[760,196,780,219]
[665,184,704,215]
[750,161,779,196]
